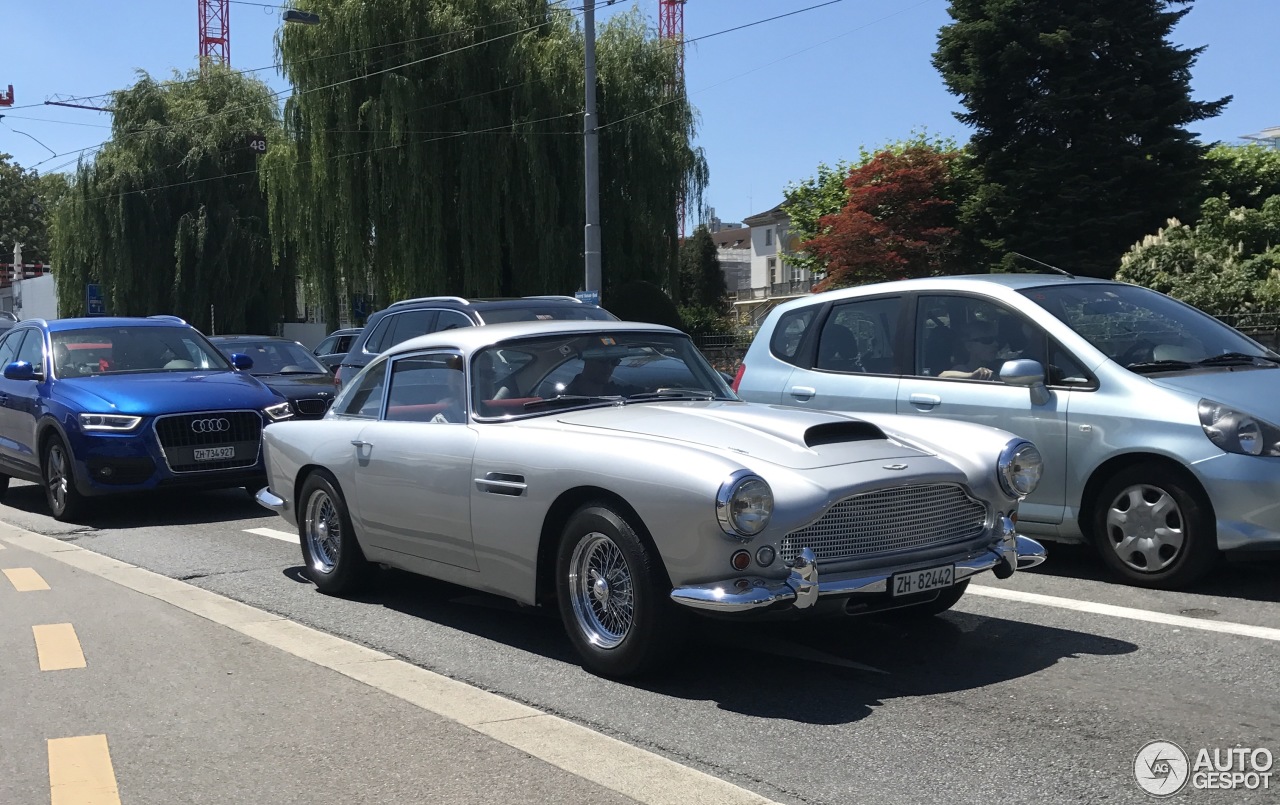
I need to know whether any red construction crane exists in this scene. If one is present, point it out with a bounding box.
[658,0,687,237]
[199,0,231,65]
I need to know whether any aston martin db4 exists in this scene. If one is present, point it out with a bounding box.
[256,321,1047,677]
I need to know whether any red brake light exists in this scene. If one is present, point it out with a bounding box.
[730,363,746,393]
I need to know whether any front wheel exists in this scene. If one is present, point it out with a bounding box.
[298,471,372,595]
[43,434,85,522]
[1091,465,1217,589]
[555,503,684,678]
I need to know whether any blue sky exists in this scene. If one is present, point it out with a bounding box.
[3,0,1276,225]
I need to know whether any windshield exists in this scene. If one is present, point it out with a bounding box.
[52,326,231,377]
[471,331,736,418]
[216,339,329,375]
[1019,283,1278,372]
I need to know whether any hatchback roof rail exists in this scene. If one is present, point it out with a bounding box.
[148,314,188,324]
[524,295,583,303]
[387,296,471,309]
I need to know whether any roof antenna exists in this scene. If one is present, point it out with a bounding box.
[1010,252,1075,278]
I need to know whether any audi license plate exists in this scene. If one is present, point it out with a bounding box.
[891,564,954,596]
[193,447,235,462]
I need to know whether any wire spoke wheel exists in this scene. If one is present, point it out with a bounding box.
[304,488,342,574]
[568,532,635,649]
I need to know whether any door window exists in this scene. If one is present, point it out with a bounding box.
[816,297,900,374]
[335,359,388,418]
[385,354,467,423]
[15,330,45,374]
[0,329,25,369]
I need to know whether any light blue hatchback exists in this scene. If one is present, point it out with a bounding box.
[734,274,1280,589]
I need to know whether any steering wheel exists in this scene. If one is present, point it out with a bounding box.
[1118,340,1155,366]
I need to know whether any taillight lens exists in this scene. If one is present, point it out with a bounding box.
[730,363,746,392]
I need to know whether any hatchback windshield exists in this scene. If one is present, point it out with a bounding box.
[52,327,231,377]
[471,331,735,418]
[1019,283,1279,372]
[216,340,329,375]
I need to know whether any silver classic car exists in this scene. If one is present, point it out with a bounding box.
[256,321,1047,677]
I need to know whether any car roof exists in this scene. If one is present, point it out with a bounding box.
[368,295,606,318]
[43,317,197,332]
[390,320,684,356]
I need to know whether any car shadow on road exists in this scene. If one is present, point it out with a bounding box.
[1022,542,1280,604]
[317,567,1138,724]
[2,482,271,530]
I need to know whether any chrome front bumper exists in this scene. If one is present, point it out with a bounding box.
[255,487,287,512]
[670,519,1047,614]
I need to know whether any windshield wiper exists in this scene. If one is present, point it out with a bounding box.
[522,395,623,412]
[1125,360,1192,374]
[1197,352,1280,367]
[625,389,718,402]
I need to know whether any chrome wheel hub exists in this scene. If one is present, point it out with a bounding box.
[1105,484,1184,573]
[568,532,634,649]
[304,489,341,574]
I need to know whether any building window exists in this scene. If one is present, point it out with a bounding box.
[790,264,804,283]
[768,257,778,284]
[765,228,773,246]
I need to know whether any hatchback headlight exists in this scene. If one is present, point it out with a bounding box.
[1199,399,1280,456]
[78,413,142,432]
[716,471,773,540]
[263,402,294,422]
[998,440,1043,497]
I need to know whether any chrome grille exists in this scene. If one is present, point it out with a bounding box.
[153,410,262,473]
[781,484,987,564]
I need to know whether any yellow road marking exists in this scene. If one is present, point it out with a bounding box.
[3,567,50,591]
[48,735,122,805]
[33,624,87,671]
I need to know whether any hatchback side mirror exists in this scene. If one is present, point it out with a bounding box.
[3,360,37,381]
[230,353,254,370]
[999,359,1050,405]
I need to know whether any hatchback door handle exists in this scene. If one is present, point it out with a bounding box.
[909,393,941,408]
[789,386,816,400]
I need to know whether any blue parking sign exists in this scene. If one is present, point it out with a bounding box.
[86,283,105,316]
[575,290,600,306]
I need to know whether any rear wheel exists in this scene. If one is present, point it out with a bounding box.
[555,503,684,678]
[0,474,9,501]
[43,434,85,522]
[298,471,372,595]
[1091,464,1217,589]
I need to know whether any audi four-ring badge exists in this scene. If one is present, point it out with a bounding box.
[0,316,294,521]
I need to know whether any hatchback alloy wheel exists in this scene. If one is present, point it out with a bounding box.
[1104,483,1185,573]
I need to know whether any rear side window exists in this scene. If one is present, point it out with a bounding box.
[362,317,394,353]
[435,310,473,331]
[314,336,336,356]
[335,360,388,418]
[816,297,900,374]
[387,310,436,348]
[769,306,817,366]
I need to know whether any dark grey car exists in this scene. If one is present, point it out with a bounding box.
[312,328,362,373]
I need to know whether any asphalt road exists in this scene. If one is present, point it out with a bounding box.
[3,480,1277,805]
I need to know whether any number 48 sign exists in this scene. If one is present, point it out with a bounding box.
[247,133,267,154]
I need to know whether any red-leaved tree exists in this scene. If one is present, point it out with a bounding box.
[806,146,962,291]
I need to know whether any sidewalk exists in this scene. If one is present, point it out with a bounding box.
[0,526,771,805]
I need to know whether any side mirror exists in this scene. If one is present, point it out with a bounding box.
[230,353,254,371]
[3,361,37,381]
[999,359,1050,406]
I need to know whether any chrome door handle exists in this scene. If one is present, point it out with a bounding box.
[909,393,941,407]
[789,386,816,400]
[350,439,371,448]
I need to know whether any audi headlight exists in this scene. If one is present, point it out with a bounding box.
[716,471,773,540]
[1199,399,1280,456]
[998,440,1043,497]
[78,413,142,432]
[263,402,294,422]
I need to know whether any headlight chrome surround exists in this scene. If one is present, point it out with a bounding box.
[78,413,142,432]
[1199,399,1280,457]
[998,439,1043,498]
[263,401,294,422]
[716,470,773,540]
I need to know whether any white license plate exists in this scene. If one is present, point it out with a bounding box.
[891,564,954,596]
[193,447,235,462]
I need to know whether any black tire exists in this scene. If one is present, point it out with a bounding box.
[0,473,9,501]
[297,470,373,595]
[43,434,86,522]
[555,502,684,678]
[883,579,970,618]
[1090,464,1218,590]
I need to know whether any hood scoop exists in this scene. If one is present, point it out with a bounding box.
[804,421,885,447]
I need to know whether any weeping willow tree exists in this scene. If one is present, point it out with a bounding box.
[262,0,706,327]
[53,66,291,333]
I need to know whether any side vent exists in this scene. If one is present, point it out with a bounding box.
[804,421,884,448]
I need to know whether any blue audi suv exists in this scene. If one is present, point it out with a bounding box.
[0,316,293,520]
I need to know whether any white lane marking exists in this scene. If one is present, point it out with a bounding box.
[969,584,1280,642]
[244,527,297,544]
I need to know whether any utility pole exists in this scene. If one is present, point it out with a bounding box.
[582,0,602,304]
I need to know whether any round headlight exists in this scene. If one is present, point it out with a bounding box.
[716,472,773,539]
[998,441,1043,497]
